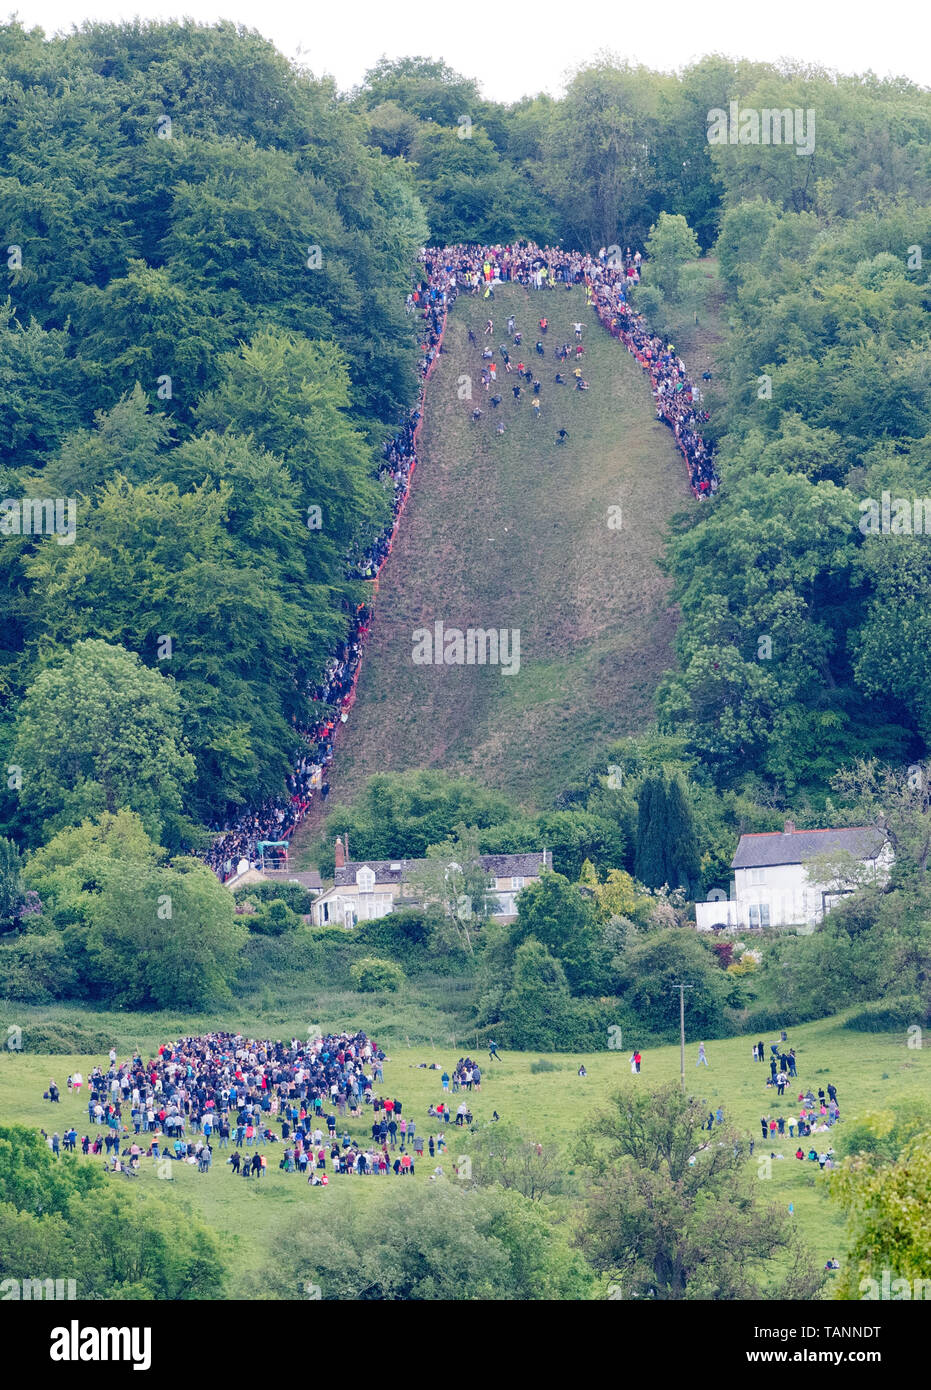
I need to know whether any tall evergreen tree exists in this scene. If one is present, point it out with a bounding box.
[634,772,665,889]
[635,770,699,894]
[665,770,700,895]
[0,837,24,932]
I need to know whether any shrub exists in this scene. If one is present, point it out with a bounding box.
[4,1021,114,1053]
[712,941,734,969]
[529,1057,559,1073]
[249,899,302,936]
[353,910,432,964]
[349,957,405,993]
[741,1003,810,1031]
[843,996,929,1033]
[233,880,314,914]
[0,932,75,1002]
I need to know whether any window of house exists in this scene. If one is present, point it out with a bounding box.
[356,867,376,893]
[511,876,524,890]
[748,867,766,885]
[748,903,771,929]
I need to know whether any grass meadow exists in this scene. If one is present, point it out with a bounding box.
[1,1005,926,1296]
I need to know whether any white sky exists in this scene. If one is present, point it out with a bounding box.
[10,0,931,101]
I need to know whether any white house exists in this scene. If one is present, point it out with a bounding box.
[695,821,891,931]
[311,838,552,927]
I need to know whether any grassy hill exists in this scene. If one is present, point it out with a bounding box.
[2,1005,924,1295]
[303,282,694,828]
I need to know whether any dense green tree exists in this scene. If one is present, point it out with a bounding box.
[81,857,245,1008]
[254,1181,593,1300]
[642,212,701,300]
[464,1121,570,1201]
[511,872,605,993]
[354,56,483,127]
[12,639,195,843]
[0,836,24,931]
[578,1082,823,1299]
[0,305,85,469]
[323,771,514,866]
[832,1133,931,1297]
[612,929,730,1037]
[499,938,575,1050]
[634,770,700,893]
[24,810,165,927]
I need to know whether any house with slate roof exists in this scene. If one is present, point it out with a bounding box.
[695,820,892,931]
[311,838,552,927]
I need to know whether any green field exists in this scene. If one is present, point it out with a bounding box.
[297,282,692,836]
[2,1008,925,1296]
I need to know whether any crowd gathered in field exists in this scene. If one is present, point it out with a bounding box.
[202,241,716,879]
[37,1031,490,1182]
[34,1026,853,1202]
[746,1035,843,1168]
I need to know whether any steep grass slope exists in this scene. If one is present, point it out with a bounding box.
[312,282,693,818]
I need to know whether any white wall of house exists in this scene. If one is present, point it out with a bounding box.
[312,873,532,927]
[314,890,397,927]
[695,847,891,931]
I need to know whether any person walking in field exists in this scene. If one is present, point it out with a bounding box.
[488,1040,502,1062]
[696,1042,709,1067]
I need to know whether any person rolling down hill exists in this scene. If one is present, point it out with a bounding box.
[555,373,566,385]
[472,408,482,421]
[513,384,521,400]
[556,428,569,444]
[490,394,502,408]
[535,341,545,356]
[532,399,541,417]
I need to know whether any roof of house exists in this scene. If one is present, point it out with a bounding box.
[732,826,886,870]
[333,851,551,890]
[260,869,323,891]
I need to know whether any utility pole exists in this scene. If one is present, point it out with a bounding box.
[671,983,694,1092]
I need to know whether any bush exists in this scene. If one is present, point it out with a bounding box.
[741,1003,811,1031]
[843,996,929,1033]
[233,880,314,914]
[2,1020,114,1053]
[632,283,665,324]
[249,899,302,936]
[349,957,405,993]
[0,932,75,1002]
[353,910,432,965]
[529,1057,559,1073]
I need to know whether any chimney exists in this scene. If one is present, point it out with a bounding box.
[783,820,795,835]
[334,836,345,868]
